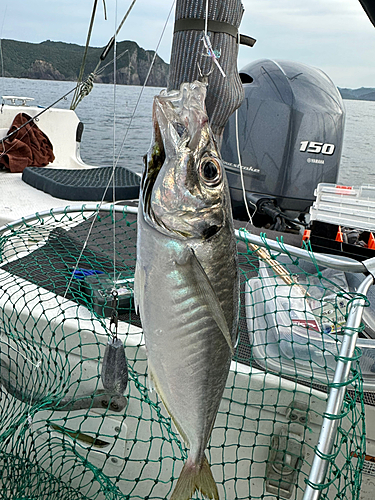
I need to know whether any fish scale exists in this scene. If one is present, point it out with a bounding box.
[135,81,239,500]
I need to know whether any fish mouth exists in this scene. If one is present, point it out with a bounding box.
[141,82,223,239]
[201,224,222,240]
[141,117,166,223]
[141,99,190,234]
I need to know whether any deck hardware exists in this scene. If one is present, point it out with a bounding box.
[286,400,310,426]
[266,429,305,499]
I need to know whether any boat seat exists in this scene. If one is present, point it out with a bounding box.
[22,166,140,201]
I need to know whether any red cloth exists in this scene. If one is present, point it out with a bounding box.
[0,113,55,173]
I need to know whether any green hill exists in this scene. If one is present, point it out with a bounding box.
[2,40,373,99]
[338,87,375,101]
[0,39,169,87]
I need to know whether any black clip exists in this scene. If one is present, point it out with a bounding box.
[109,289,119,339]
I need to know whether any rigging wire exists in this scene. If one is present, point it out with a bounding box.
[63,0,176,300]
[70,0,101,110]
[70,0,139,110]
[111,0,176,173]
[96,49,129,75]
[115,0,137,38]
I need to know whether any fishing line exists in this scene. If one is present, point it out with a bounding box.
[112,0,118,282]
[204,0,209,36]
[82,0,175,201]
[0,336,41,369]
[0,333,42,421]
[63,0,176,301]
[235,108,255,226]
[0,85,80,161]
[198,0,213,80]
[111,0,176,172]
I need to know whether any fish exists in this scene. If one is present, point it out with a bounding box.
[134,80,239,500]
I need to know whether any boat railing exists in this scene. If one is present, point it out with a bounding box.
[237,227,374,500]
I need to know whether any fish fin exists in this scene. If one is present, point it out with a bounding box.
[188,248,234,355]
[170,454,219,500]
[148,361,189,445]
[133,262,145,317]
[147,365,155,393]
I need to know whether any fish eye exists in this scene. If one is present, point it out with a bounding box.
[199,156,222,186]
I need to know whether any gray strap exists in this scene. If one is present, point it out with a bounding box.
[173,18,256,47]
[174,18,238,38]
[239,34,256,47]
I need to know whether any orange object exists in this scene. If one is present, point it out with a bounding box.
[368,233,375,250]
[302,229,311,244]
[335,226,343,242]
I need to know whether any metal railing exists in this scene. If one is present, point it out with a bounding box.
[237,228,374,500]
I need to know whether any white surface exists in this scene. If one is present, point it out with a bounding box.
[0,171,88,226]
[310,183,375,231]
[0,104,92,169]
[0,103,100,226]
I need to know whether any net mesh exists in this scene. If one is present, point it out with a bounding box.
[0,206,366,500]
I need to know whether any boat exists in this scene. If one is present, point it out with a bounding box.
[0,95,141,226]
[0,1,375,499]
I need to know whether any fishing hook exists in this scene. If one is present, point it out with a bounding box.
[201,32,226,78]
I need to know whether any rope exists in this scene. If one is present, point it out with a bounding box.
[70,0,139,111]
[69,49,129,112]
[70,0,101,110]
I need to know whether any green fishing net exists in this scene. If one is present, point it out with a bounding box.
[0,206,366,499]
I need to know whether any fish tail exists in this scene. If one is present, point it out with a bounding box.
[170,453,219,500]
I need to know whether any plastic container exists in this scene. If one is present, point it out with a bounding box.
[82,272,134,317]
[310,183,375,231]
[245,260,375,390]
[308,183,375,260]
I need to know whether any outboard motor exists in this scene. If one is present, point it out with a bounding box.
[221,59,345,229]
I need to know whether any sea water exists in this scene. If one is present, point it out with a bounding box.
[1,77,375,185]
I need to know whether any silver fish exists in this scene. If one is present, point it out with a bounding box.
[135,81,239,500]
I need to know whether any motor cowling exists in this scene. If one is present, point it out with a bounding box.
[221,59,345,223]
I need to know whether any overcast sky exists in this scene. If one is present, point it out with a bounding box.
[1,0,375,88]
